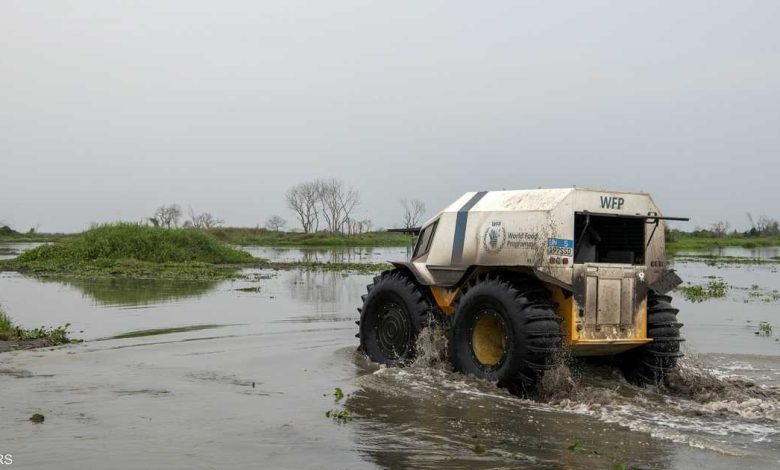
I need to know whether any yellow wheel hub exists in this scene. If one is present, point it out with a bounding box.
[471,312,507,367]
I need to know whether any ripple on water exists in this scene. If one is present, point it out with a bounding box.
[351,329,780,462]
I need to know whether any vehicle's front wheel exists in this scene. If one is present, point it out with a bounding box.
[449,275,562,394]
[358,270,433,365]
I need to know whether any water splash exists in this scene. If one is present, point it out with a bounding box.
[411,325,449,369]
[663,354,780,406]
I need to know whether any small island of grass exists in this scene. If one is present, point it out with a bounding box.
[0,223,256,280]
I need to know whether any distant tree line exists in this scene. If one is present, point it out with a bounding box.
[667,213,780,241]
[9,187,428,237]
[149,204,223,229]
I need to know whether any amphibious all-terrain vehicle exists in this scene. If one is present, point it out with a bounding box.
[358,188,688,393]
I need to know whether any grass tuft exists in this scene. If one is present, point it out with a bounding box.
[0,304,75,345]
[2,223,253,279]
[676,279,728,302]
[15,223,252,265]
[0,309,14,337]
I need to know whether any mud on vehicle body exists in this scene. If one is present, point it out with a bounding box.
[358,188,688,393]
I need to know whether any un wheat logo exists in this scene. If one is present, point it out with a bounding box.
[482,224,506,253]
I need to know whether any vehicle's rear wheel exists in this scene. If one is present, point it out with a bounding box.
[621,291,684,385]
[449,275,562,395]
[358,269,433,365]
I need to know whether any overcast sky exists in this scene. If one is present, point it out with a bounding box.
[2,1,778,233]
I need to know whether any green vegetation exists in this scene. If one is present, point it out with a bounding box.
[0,310,13,334]
[757,322,773,336]
[235,285,262,293]
[742,285,780,303]
[676,279,728,303]
[666,229,780,254]
[29,413,45,424]
[111,324,223,339]
[16,223,253,264]
[0,225,69,242]
[567,441,585,451]
[1,223,254,279]
[472,443,487,454]
[1,223,393,280]
[0,305,75,346]
[325,408,353,423]
[207,227,414,247]
[333,387,345,402]
[262,261,391,275]
[673,254,780,266]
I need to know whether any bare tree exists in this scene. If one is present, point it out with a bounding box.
[187,207,224,229]
[756,215,780,236]
[401,199,426,229]
[285,181,320,233]
[710,221,730,237]
[317,179,340,233]
[265,215,287,232]
[346,218,365,235]
[317,178,360,234]
[338,186,360,233]
[153,204,182,228]
[361,219,373,233]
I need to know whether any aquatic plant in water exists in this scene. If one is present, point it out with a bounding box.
[676,279,727,302]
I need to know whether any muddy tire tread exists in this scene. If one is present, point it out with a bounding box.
[450,274,563,395]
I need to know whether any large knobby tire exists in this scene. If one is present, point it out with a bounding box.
[358,269,433,366]
[621,291,684,385]
[449,275,562,395]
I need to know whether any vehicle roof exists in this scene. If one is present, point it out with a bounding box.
[440,187,652,213]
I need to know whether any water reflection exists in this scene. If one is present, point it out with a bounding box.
[0,242,46,260]
[241,246,412,263]
[284,269,367,313]
[679,245,780,259]
[43,277,218,307]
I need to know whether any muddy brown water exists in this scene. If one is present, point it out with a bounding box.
[0,246,779,469]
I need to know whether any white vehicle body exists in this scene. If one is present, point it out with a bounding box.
[392,188,684,355]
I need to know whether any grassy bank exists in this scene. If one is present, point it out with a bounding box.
[207,227,415,247]
[0,225,69,243]
[0,223,254,280]
[667,231,780,253]
[0,306,76,352]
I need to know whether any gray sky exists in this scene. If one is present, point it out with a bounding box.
[2,0,778,233]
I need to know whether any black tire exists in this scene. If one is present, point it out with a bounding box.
[621,291,684,385]
[449,275,562,394]
[358,269,433,365]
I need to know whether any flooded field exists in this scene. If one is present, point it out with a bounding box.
[1,245,779,468]
[0,242,46,261]
[240,245,412,264]
[677,246,780,260]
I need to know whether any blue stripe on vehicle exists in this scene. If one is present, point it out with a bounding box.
[451,191,488,265]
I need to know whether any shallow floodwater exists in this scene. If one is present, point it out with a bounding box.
[0,242,45,260]
[240,245,412,264]
[0,246,779,469]
[678,245,780,259]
